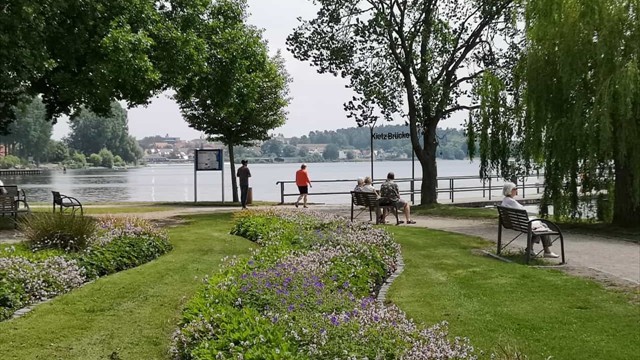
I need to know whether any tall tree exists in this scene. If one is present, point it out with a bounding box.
[67,102,142,163]
[0,0,210,132]
[175,0,291,203]
[287,0,517,204]
[469,0,639,226]
[0,97,53,162]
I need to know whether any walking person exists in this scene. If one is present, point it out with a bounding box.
[236,160,251,209]
[295,164,312,208]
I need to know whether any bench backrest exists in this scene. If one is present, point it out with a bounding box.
[497,205,531,233]
[52,191,63,205]
[0,194,16,212]
[351,191,379,207]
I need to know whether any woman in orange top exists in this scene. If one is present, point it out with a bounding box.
[295,164,312,208]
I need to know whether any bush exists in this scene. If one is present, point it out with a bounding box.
[0,155,21,169]
[74,234,172,279]
[20,213,98,252]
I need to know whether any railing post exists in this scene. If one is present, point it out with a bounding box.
[450,178,454,202]
[280,182,285,204]
[410,179,415,204]
[521,176,526,198]
[488,177,492,200]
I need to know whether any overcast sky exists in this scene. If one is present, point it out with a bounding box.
[52,0,465,141]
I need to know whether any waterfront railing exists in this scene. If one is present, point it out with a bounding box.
[275,174,544,205]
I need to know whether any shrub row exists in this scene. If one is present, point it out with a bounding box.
[171,209,476,359]
[0,215,171,321]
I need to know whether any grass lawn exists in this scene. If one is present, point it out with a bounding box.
[0,212,255,360]
[386,225,640,360]
[29,205,178,214]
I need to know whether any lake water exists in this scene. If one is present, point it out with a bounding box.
[4,160,523,204]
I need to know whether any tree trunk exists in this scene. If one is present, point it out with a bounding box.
[612,159,640,227]
[228,145,239,203]
[419,124,438,205]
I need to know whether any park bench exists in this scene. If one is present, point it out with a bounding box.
[52,191,83,216]
[0,186,31,228]
[496,205,565,264]
[350,191,400,225]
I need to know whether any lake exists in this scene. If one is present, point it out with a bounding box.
[3,160,519,204]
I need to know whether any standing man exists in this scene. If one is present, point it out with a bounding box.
[236,160,251,209]
[295,163,312,208]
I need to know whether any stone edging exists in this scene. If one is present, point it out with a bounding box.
[376,252,405,304]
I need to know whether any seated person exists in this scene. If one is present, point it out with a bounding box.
[361,176,377,194]
[501,182,559,258]
[379,172,415,224]
[360,176,383,221]
[354,177,365,192]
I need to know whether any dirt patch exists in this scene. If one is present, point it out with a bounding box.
[148,216,187,228]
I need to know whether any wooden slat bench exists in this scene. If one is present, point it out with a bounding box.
[350,191,400,225]
[497,205,565,264]
[0,191,31,228]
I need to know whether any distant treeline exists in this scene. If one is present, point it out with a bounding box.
[263,125,469,160]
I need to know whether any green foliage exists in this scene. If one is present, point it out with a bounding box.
[0,0,212,132]
[322,143,340,160]
[469,0,640,226]
[287,0,518,204]
[0,155,21,169]
[98,148,115,168]
[46,140,69,163]
[0,97,52,161]
[73,235,172,279]
[69,152,87,168]
[88,153,103,167]
[20,213,98,252]
[67,103,142,164]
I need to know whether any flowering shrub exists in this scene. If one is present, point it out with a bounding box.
[0,216,171,321]
[172,209,476,359]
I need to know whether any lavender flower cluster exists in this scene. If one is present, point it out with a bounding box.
[172,209,477,359]
[92,216,168,246]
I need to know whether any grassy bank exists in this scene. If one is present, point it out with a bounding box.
[0,213,255,359]
[387,225,640,359]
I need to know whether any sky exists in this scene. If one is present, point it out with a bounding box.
[52,0,465,141]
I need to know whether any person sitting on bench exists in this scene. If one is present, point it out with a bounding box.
[360,176,383,222]
[379,172,415,224]
[501,182,559,258]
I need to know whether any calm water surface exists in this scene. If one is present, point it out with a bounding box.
[4,160,512,204]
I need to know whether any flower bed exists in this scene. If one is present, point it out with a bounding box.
[171,209,476,359]
[0,215,171,321]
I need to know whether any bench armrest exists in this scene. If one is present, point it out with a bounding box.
[530,218,561,232]
[61,194,82,205]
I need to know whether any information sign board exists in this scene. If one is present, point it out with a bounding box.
[195,149,222,171]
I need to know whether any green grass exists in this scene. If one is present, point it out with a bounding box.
[386,226,640,360]
[411,204,640,241]
[412,203,498,219]
[28,205,177,214]
[0,213,256,360]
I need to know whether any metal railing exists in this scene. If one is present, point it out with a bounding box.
[275,174,544,205]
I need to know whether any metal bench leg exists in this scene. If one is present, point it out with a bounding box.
[526,232,532,264]
[497,219,503,255]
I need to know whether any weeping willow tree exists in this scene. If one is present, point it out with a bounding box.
[469,0,640,226]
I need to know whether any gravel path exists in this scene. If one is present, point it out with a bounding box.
[3,205,638,288]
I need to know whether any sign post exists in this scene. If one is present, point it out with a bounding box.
[194,149,224,203]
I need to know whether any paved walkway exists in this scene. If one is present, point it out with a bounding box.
[3,204,638,287]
